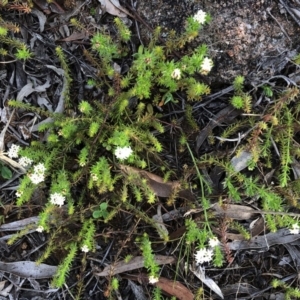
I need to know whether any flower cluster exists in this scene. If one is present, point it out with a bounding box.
[200,57,213,75]
[7,144,20,158]
[50,192,66,206]
[195,237,220,265]
[290,223,300,234]
[114,146,133,160]
[18,156,33,167]
[194,248,213,264]
[208,236,220,248]
[193,10,207,25]
[28,163,46,184]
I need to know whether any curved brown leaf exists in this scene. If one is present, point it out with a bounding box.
[119,164,195,200]
[154,277,194,300]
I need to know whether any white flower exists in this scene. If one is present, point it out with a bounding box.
[200,57,213,75]
[36,226,44,232]
[28,172,45,184]
[195,248,214,264]
[208,237,220,248]
[81,245,89,253]
[171,68,181,80]
[7,144,20,158]
[16,190,23,197]
[91,173,98,181]
[148,276,159,284]
[193,10,207,24]
[18,156,33,167]
[114,146,133,160]
[290,223,300,235]
[50,192,66,206]
[33,163,46,175]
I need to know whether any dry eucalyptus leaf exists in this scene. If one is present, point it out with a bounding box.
[127,280,147,300]
[95,255,175,277]
[0,261,57,279]
[0,216,39,231]
[249,216,265,237]
[59,31,88,42]
[31,8,47,32]
[0,107,9,123]
[119,164,194,200]
[98,0,128,18]
[190,265,224,299]
[0,153,26,174]
[222,283,260,297]
[32,65,66,132]
[0,282,13,297]
[0,109,14,152]
[228,228,300,250]
[230,150,252,172]
[291,158,300,179]
[152,204,169,240]
[16,79,51,102]
[154,277,194,300]
[0,281,6,292]
[213,203,256,220]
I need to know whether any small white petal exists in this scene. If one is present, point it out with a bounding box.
[195,248,214,265]
[36,226,44,232]
[50,192,66,206]
[114,146,133,160]
[34,163,46,174]
[290,224,300,235]
[81,245,89,253]
[18,156,33,167]
[209,237,220,248]
[28,173,45,184]
[148,276,159,284]
[171,68,181,80]
[7,144,20,158]
[200,57,213,74]
[16,190,23,197]
[193,10,207,24]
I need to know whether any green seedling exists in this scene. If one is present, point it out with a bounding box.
[93,202,109,219]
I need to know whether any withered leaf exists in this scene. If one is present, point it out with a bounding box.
[98,0,129,18]
[95,255,175,277]
[119,164,195,200]
[154,277,194,300]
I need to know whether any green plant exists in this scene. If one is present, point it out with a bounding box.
[15,45,32,60]
[137,233,160,282]
[4,9,214,293]
[92,202,109,219]
[272,279,300,299]
[0,161,12,179]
